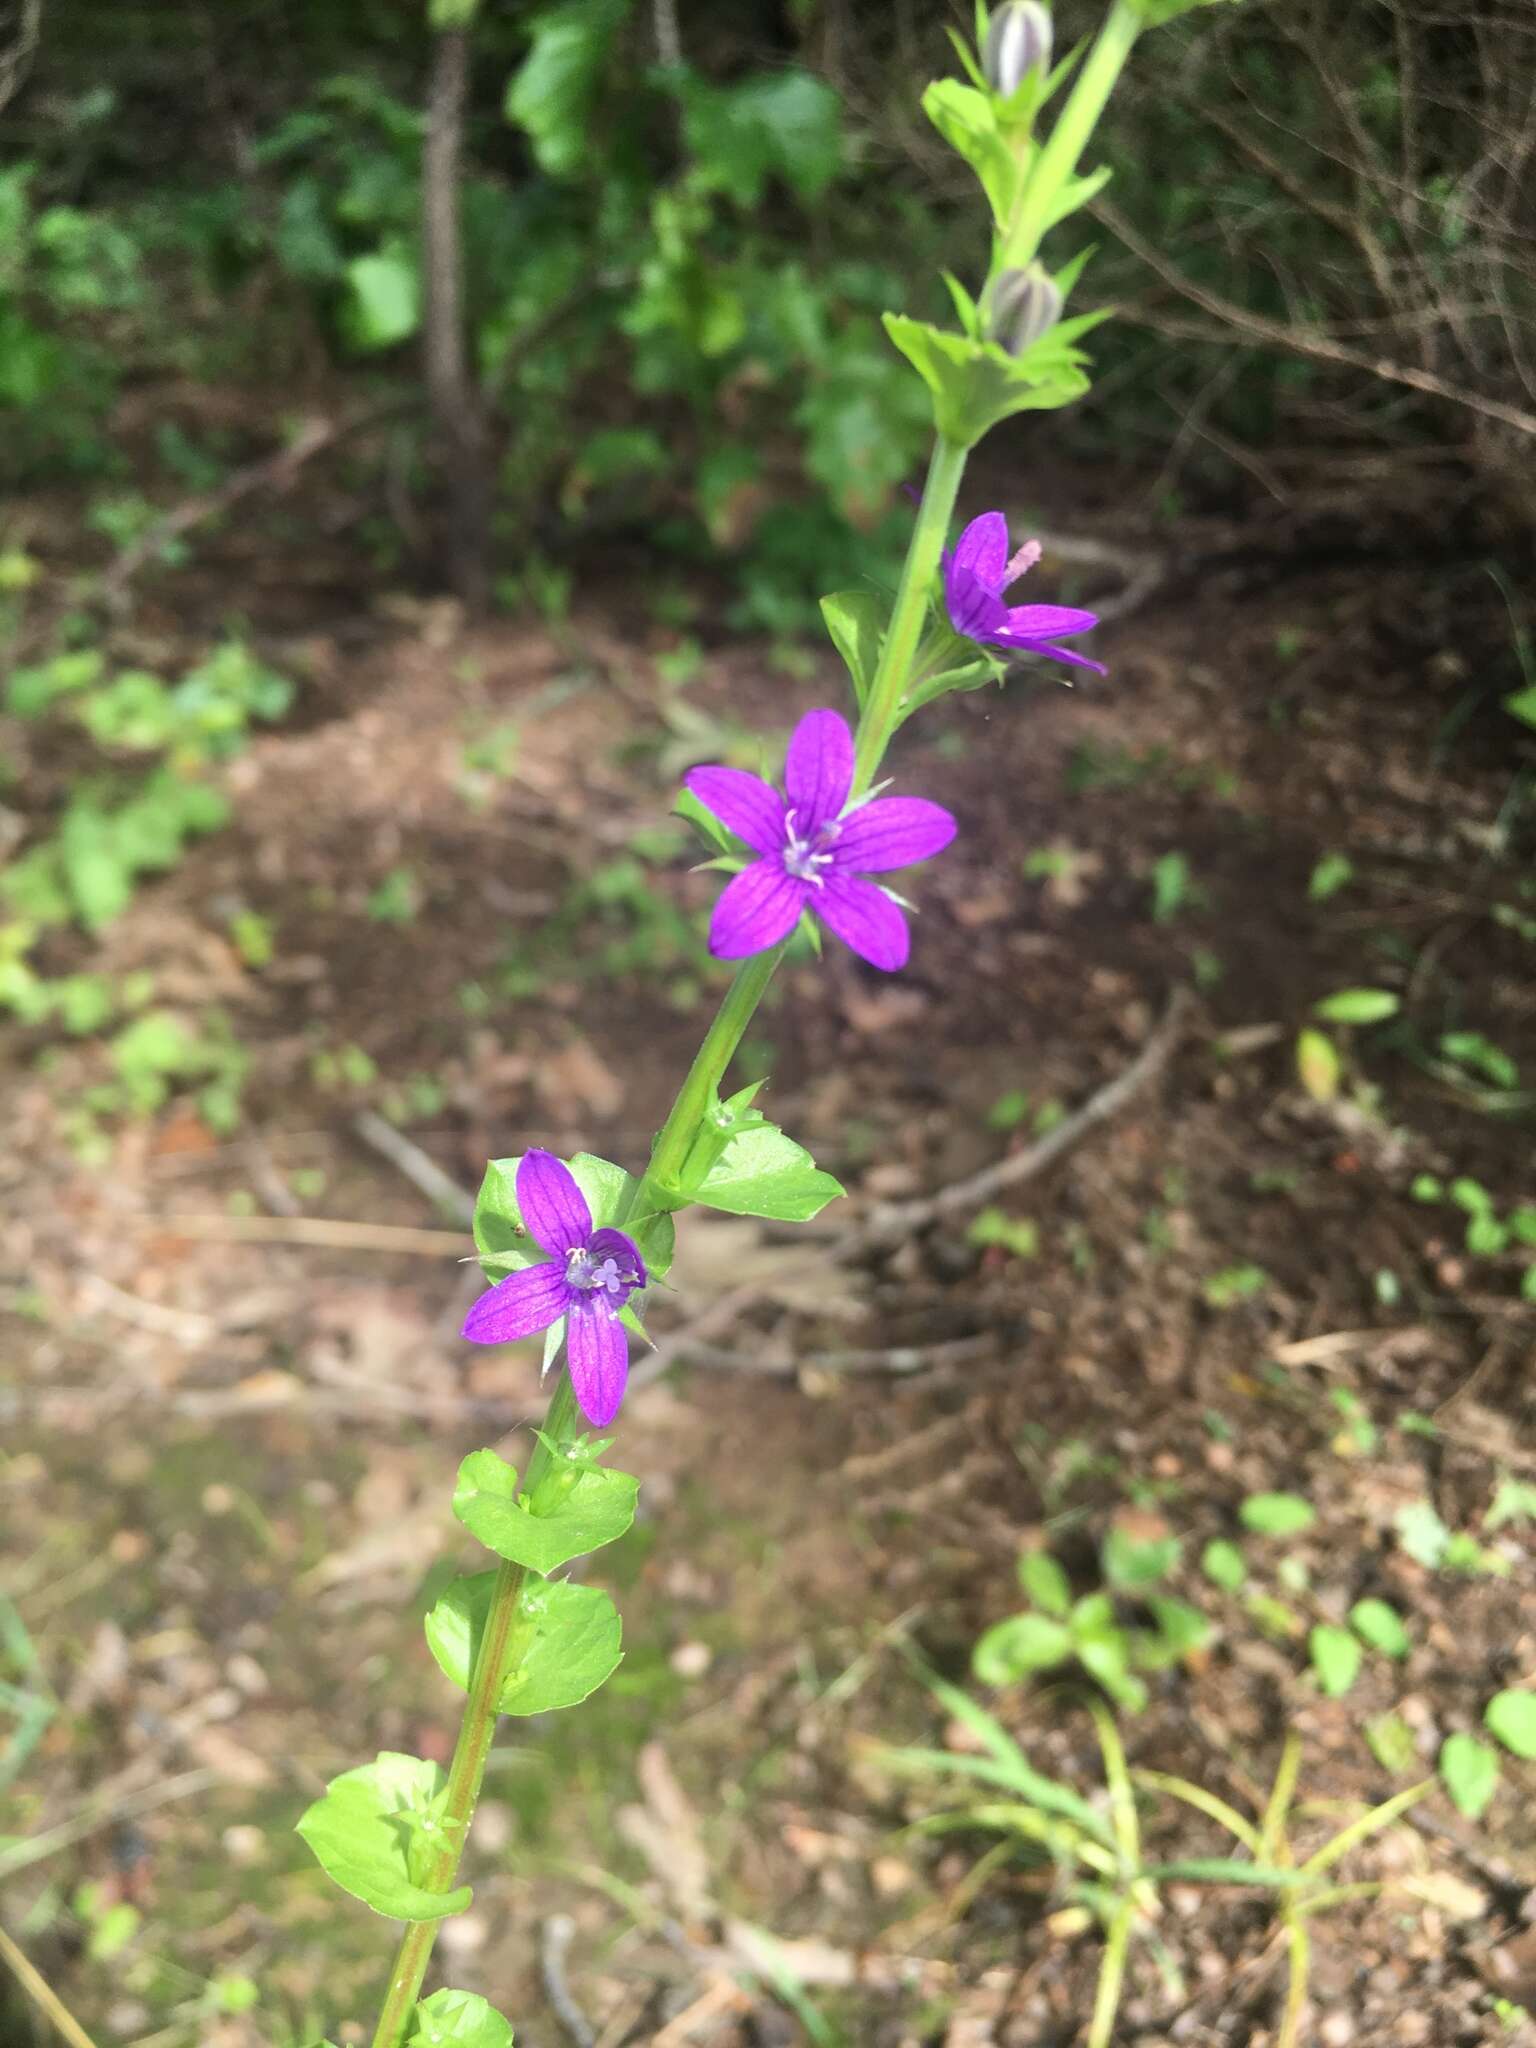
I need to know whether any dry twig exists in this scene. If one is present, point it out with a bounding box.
[352,1110,476,1225]
[836,988,1194,1255]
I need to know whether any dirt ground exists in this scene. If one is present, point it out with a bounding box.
[2,458,1535,2048]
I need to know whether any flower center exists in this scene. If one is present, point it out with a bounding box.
[566,1247,637,1298]
[781,808,839,885]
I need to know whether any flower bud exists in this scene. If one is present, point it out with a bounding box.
[983,2,1052,97]
[989,265,1062,354]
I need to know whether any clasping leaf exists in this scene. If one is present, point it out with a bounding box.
[425,1570,623,1715]
[295,1752,471,1922]
[453,1445,638,1574]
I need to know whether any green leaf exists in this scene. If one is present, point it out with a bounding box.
[1312,987,1399,1025]
[1349,1599,1410,1659]
[1146,1596,1212,1660]
[1504,685,1536,729]
[1394,1500,1449,1569]
[1439,1732,1500,1819]
[1465,1211,1508,1256]
[921,79,1020,225]
[1017,1550,1072,1617]
[1308,853,1353,902]
[973,1612,1072,1684]
[1102,1522,1180,1589]
[1201,1539,1246,1592]
[1485,1689,1536,1760]
[1202,1264,1268,1309]
[453,1447,637,1574]
[882,312,1099,449]
[408,1988,514,2048]
[473,1152,674,1283]
[505,0,627,179]
[1309,1623,1362,1697]
[1364,1712,1417,1775]
[819,590,885,710]
[343,251,419,351]
[1296,1027,1341,1103]
[682,70,843,206]
[1071,1614,1148,1714]
[425,1571,622,1715]
[295,1754,472,1922]
[1485,1477,1536,1532]
[1239,1492,1316,1537]
[688,1121,844,1223]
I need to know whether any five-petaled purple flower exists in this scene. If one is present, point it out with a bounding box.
[461,1149,645,1427]
[686,708,956,973]
[944,512,1105,674]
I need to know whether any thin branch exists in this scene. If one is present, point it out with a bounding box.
[131,1213,468,1255]
[1093,195,1536,440]
[0,0,40,117]
[352,1110,476,1226]
[0,1923,99,2048]
[100,403,404,609]
[837,988,1194,1254]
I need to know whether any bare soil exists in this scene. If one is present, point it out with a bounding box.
[3,468,1534,2048]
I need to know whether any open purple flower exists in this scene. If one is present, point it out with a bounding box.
[685,708,955,973]
[461,1149,645,1427]
[944,511,1105,674]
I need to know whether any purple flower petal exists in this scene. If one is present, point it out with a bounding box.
[461,1260,571,1344]
[516,1149,592,1259]
[709,857,807,960]
[783,709,854,831]
[586,1226,646,1294]
[831,796,956,875]
[950,512,1009,586]
[943,562,1011,641]
[682,766,786,856]
[1000,603,1100,639]
[814,875,911,972]
[567,1297,628,1427]
[1034,643,1108,675]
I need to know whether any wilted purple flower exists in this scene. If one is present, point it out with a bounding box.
[944,512,1106,674]
[685,708,956,973]
[461,1149,645,1427]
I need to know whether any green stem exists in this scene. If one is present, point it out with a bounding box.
[368,1374,581,2048]
[634,945,785,1213]
[1277,1912,1311,2048]
[1086,1894,1136,2048]
[851,434,967,795]
[1003,0,1141,270]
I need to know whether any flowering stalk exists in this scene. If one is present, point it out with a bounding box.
[293,7,1247,2040]
[363,455,970,2043]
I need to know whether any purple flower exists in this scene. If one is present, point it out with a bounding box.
[685,708,956,973]
[460,1150,645,1427]
[944,512,1105,674]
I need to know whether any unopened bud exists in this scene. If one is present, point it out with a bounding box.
[990,265,1062,353]
[983,2,1052,97]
